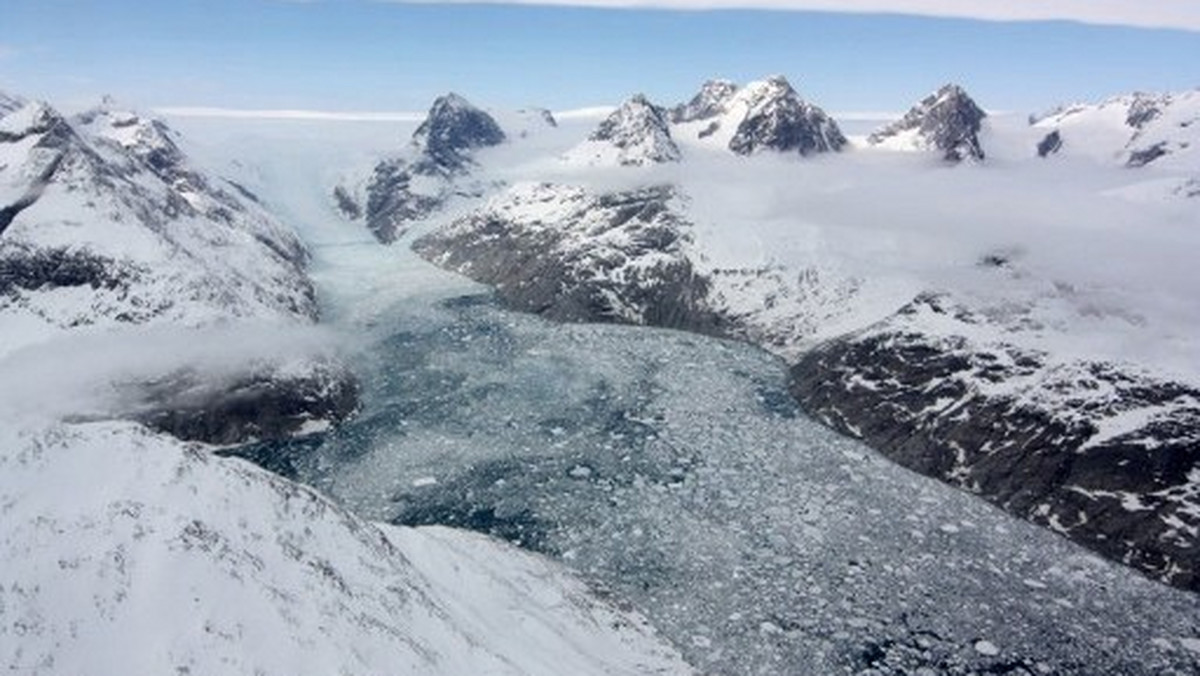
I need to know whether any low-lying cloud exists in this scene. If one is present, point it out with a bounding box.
[396,0,1200,32]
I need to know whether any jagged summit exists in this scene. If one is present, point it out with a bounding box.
[565,94,681,166]
[869,83,987,162]
[670,79,739,123]
[726,76,847,156]
[411,92,506,172]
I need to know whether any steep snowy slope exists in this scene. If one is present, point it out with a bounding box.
[0,94,316,356]
[1032,89,1200,170]
[0,421,693,676]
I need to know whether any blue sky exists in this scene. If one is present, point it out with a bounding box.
[1,0,1197,114]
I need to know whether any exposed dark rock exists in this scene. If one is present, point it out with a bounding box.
[1036,130,1063,158]
[729,76,846,156]
[131,361,360,446]
[670,79,739,124]
[355,93,503,243]
[1127,141,1170,167]
[362,159,443,243]
[870,84,987,162]
[1126,94,1164,129]
[789,294,1200,592]
[411,92,506,173]
[332,185,361,220]
[413,184,725,334]
[0,244,142,297]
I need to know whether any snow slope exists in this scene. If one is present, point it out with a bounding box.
[0,421,692,676]
[0,94,316,358]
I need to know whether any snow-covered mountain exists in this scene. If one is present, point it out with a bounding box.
[0,93,359,443]
[867,83,987,161]
[0,420,693,676]
[1031,90,1200,171]
[791,292,1200,590]
[672,76,847,156]
[563,94,681,167]
[411,82,1200,592]
[0,94,316,353]
[335,93,506,243]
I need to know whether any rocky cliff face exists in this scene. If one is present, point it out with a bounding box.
[790,293,1200,591]
[338,93,505,243]
[868,84,987,162]
[411,92,507,173]
[564,94,681,167]
[726,76,847,156]
[413,182,722,331]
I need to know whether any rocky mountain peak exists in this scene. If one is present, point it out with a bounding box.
[74,103,186,179]
[670,79,739,123]
[575,94,681,166]
[727,76,847,156]
[869,83,987,162]
[411,92,506,172]
[1125,92,1170,129]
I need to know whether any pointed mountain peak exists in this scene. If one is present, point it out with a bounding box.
[869,83,987,162]
[568,94,680,166]
[411,92,506,172]
[727,76,846,156]
[671,79,740,123]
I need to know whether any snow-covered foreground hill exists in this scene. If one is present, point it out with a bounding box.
[0,421,691,676]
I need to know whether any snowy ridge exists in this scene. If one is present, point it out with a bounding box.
[1032,89,1200,171]
[563,94,681,167]
[0,421,693,676]
[867,83,987,161]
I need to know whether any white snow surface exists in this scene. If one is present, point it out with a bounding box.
[0,421,692,676]
[1032,89,1200,171]
[0,96,316,359]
